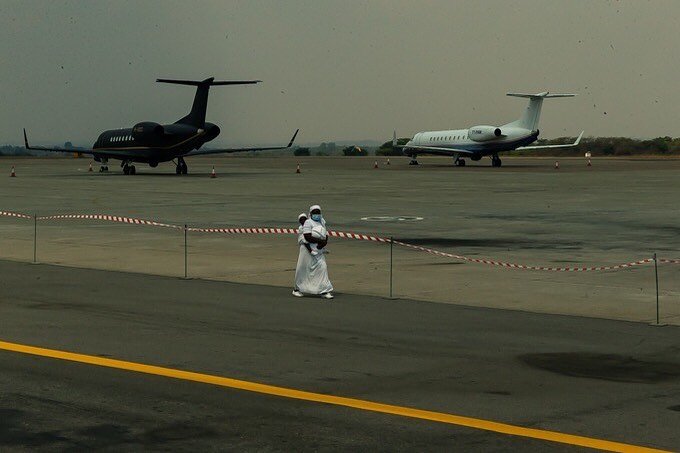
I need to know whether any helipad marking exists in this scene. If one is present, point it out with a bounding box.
[0,340,668,452]
[361,216,424,222]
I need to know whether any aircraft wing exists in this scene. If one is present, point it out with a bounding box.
[186,129,299,156]
[516,131,584,150]
[400,144,477,156]
[23,129,97,155]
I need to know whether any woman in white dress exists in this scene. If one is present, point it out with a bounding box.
[293,213,312,296]
[292,205,334,299]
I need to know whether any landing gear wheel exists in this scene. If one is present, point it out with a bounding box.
[176,158,188,175]
[123,164,130,175]
[456,158,466,167]
[491,156,502,167]
[130,165,136,175]
[409,159,419,166]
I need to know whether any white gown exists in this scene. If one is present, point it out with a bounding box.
[294,218,333,295]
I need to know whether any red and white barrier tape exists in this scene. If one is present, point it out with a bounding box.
[36,214,181,229]
[185,227,392,244]
[0,210,32,220]
[393,240,654,272]
[1,209,678,271]
[330,230,391,243]
[187,226,297,235]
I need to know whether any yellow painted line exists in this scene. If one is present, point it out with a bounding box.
[0,340,668,453]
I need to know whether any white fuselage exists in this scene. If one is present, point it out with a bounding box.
[407,126,538,159]
[400,92,579,164]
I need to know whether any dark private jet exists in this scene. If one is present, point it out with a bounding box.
[24,77,298,175]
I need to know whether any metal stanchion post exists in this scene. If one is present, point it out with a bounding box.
[184,224,188,279]
[33,214,37,263]
[654,252,659,325]
[389,236,393,298]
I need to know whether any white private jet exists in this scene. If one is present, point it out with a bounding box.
[395,92,583,167]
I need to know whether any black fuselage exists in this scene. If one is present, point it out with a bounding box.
[92,121,220,166]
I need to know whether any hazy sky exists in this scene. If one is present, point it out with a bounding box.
[1,0,679,146]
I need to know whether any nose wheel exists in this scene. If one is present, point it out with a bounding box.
[455,157,466,167]
[491,155,502,167]
[409,158,419,165]
[122,162,136,175]
[175,157,188,175]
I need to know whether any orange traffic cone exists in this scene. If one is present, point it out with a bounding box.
[554,161,560,170]
[10,166,16,177]
[210,166,217,178]
[387,158,391,166]
[296,163,301,174]
[587,159,592,167]
[88,162,93,172]
[374,160,379,169]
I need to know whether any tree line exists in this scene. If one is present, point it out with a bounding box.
[4,136,680,157]
[295,136,680,157]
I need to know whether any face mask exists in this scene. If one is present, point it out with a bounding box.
[311,214,322,222]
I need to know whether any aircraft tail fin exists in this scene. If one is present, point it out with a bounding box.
[157,77,261,128]
[504,92,576,131]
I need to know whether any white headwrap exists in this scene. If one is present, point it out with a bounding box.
[309,204,321,213]
[298,212,307,221]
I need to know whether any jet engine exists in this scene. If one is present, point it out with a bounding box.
[203,122,221,141]
[132,122,164,140]
[468,126,503,142]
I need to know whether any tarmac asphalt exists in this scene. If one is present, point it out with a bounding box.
[0,260,679,451]
[1,156,679,324]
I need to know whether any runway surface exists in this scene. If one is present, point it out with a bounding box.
[1,155,679,325]
[0,260,678,451]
